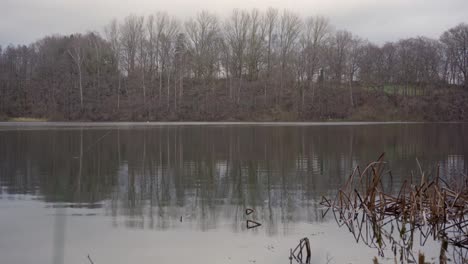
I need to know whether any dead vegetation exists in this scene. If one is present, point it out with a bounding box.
[289,238,311,264]
[320,153,468,263]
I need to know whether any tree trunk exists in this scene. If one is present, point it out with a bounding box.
[78,68,83,108]
[68,49,84,109]
[167,70,170,109]
[179,76,183,97]
[142,70,146,105]
[117,74,121,110]
[159,70,162,101]
[174,73,177,110]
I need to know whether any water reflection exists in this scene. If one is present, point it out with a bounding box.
[0,124,467,236]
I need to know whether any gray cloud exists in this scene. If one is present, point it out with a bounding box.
[1,0,467,47]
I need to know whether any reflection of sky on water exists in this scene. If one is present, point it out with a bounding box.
[0,196,444,264]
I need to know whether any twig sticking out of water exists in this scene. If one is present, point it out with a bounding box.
[290,238,311,264]
[87,254,95,264]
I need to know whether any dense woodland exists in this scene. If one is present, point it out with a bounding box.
[0,8,467,121]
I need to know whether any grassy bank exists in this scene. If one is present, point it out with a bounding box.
[4,117,48,122]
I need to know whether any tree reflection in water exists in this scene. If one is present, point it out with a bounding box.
[0,124,467,238]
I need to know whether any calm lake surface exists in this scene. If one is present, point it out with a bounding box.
[0,122,467,264]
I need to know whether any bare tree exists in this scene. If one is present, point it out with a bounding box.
[146,14,157,98]
[441,23,468,88]
[246,9,265,81]
[120,15,143,75]
[185,11,220,83]
[331,31,353,84]
[154,12,170,99]
[158,16,180,107]
[224,9,250,103]
[104,19,122,109]
[174,33,190,107]
[300,16,331,105]
[278,10,302,100]
[358,43,384,90]
[263,8,278,101]
[346,37,364,107]
[135,16,147,105]
[67,38,84,108]
[264,8,278,78]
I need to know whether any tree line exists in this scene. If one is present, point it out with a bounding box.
[0,8,467,121]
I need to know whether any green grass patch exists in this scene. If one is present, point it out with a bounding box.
[8,117,48,122]
[363,85,426,96]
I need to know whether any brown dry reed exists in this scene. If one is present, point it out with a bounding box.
[320,153,468,263]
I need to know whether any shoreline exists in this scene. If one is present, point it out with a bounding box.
[0,120,464,127]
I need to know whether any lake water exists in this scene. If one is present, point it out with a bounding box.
[0,122,467,264]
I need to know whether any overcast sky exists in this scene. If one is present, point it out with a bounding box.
[1,0,467,47]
